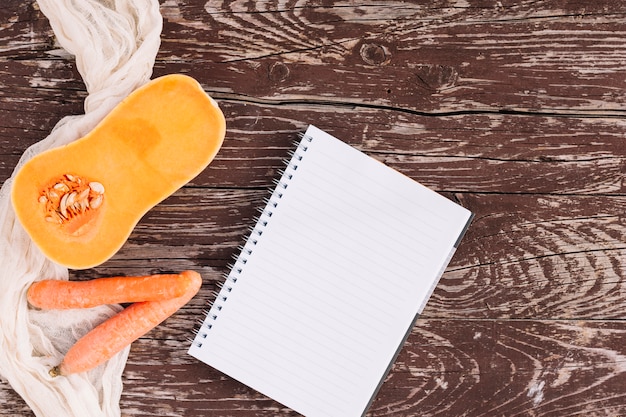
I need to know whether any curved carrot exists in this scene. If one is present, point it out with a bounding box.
[49,270,202,377]
[28,273,191,309]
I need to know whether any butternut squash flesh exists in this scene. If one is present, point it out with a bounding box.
[11,74,226,269]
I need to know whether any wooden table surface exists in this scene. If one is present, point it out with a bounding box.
[2,1,625,416]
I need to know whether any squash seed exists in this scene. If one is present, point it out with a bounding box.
[78,188,90,201]
[66,191,77,206]
[59,193,69,218]
[89,182,105,194]
[53,183,69,192]
[40,173,105,226]
[45,214,61,224]
[89,194,103,209]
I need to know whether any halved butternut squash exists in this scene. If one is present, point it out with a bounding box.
[11,74,225,269]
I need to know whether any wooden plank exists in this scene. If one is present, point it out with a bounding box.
[117,318,626,416]
[4,319,624,416]
[432,192,626,320]
[155,0,626,114]
[61,189,623,322]
[3,1,626,115]
[2,97,625,195]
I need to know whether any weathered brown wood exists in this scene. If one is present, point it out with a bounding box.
[84,190,624,322]
[5,1,626,116]
[119,319,626,416]
[1,0,625,416]
[3,98,625,195]
[5,319,625,416]
[158,0,626,115]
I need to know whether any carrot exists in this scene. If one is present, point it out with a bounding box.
[49,270,202,377]
[28,273,192,309]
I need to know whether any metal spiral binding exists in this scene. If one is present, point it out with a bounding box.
[191,133,313,348]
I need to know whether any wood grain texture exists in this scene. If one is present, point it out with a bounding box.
[1,0,625,416]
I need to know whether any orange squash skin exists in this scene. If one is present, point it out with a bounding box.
[11,74,225,269]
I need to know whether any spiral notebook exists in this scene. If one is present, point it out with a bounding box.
[189,125,473,417]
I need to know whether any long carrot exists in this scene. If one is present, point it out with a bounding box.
[28,273,192,309]
[49,270,202,377]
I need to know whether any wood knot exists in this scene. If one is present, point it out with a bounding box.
[268,62,290,82]
[414,64,458,92]
[359,43,390,66]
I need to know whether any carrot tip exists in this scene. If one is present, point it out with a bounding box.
[49,366,62,378]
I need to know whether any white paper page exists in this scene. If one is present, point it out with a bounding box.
[189,125,473,417]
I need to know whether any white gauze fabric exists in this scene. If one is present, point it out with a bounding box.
[0,1,162,416]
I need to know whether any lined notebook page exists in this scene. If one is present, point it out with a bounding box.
[189,125,473,417]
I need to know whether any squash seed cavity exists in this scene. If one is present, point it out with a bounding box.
[40,174,105,230]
